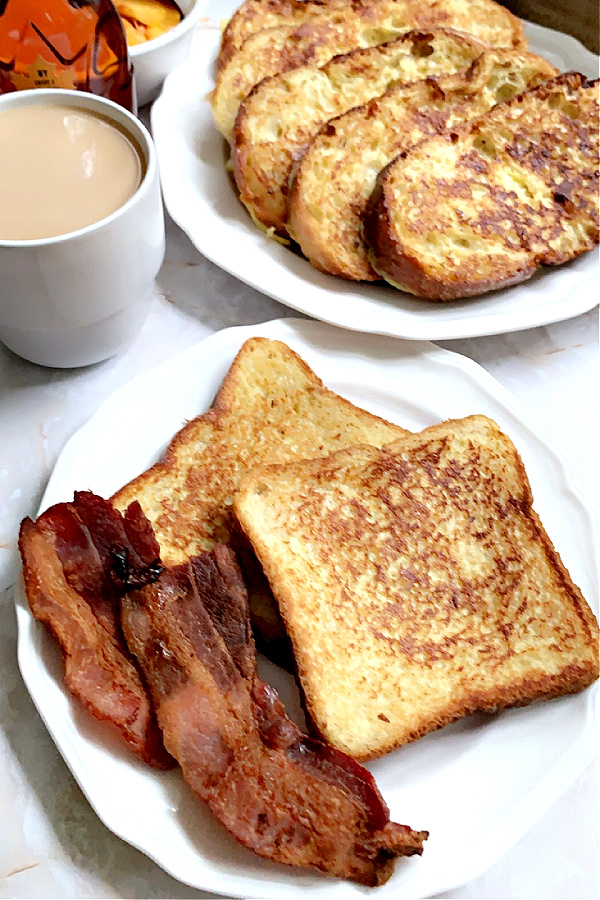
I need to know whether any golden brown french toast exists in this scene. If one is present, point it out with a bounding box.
[288,49,557,280]
[218,0,525,71]
[232,29,486,234]
[218,0,346,70]
[213,0,527,142]
[234,415,599,761]
[213,16,402,143]
[364,72,600,300]
[112,338,407,660]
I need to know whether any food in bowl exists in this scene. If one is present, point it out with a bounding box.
[125,0,204,106]
[117,0,183,46]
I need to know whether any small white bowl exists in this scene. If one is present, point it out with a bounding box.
[129,0,208,107]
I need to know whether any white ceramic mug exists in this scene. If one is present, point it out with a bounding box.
[0,89,165,368]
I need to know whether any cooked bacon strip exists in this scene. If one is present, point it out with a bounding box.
[121,547,427,885]
[71,491,163,590]
[191,544,256,681]
[19,492,173,769]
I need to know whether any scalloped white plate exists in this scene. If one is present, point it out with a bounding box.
[151,1,599,341]
[16,319,598,899]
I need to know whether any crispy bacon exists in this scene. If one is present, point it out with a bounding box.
[121,546,427,885]
[19,492,173,769]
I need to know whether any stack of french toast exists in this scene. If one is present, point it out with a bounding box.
[110,337,599,756]
[19,337,599,882]
[212,0,599,300]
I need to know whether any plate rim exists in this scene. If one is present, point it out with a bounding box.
[150,11,600,342]
[15,317,599,899]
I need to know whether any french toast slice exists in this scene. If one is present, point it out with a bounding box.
[218,0,525,71]
[363,72,600,300]
[213,0,527,142]
[112,338,407,660]
[213,17,402,143]
[218,0,347,70]
[232,29,486,234]
[234,415,599,761]
[288,48,557,280]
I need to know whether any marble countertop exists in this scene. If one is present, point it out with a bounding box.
[1,202,599,898]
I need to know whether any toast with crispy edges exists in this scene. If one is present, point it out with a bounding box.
[218,0,525,71]
[363,72,600,300]
[112,338,407,661]
[218,0,347,70]
[213,16,402,142]
[234,415,599,761]
[232,29,486,234]
[288,48,557,280]
[213,0,526,142]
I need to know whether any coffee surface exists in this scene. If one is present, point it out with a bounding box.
[0,104,143,241]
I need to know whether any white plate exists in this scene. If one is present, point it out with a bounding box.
[15,318,598,899]
[151,0,599,341]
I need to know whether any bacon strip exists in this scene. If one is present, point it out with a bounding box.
[19,492,173,769]
[121,546,427,884]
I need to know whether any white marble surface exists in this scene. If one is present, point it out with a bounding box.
[1,202,599,898]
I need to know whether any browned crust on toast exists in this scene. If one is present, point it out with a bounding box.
[363,72,600,300]
[218,0,347,70]
[213,20,359,141]
[234,415,599,760]
[287,48,557,280]
[112,338,406,556]
[111,338,407,660]
[218,0,526,71]
[232,29,487,234]
[214,0,527,141]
